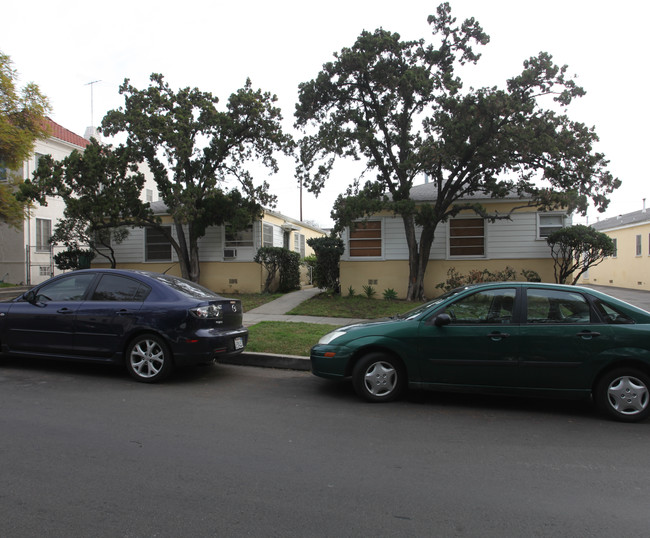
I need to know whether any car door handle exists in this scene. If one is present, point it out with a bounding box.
[576,330,601,339]
[488,331,510,340]
[56,307,74,314]
[116,309,134,316]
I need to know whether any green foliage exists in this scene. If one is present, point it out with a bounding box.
[362,285,377,299]
[18,139,154,267]
[254,247,301,293]
[53,248,95,271]
[521,269,541,282]
[0,51,50,228]
[382,288,398,301]
[546,224,615,285]
[306,235,344,292]
[295,3,619,300]
[0,51,51,170]
[436,266,533,291]
[101,74,293,282]
[347,286,356,297]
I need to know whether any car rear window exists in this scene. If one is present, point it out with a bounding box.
[150,274,221,300]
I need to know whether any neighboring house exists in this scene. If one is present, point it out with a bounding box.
[0,118,159,286]
[340,182,570,299]
[94,203,327,293]
[0,119,90,285]
[579,206,650,291]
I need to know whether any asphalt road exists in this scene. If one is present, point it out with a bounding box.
[2,358,650,537]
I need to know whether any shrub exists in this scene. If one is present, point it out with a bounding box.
[53,248,95,271]
[362,285,377,298]
[383,288,398,301]
[307,236,344,292]
[436,266,536,291]
[254,247,301,293]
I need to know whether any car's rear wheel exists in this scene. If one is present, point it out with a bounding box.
[125,334,173,383]
[594,368,650,422]
[352,352,405,402]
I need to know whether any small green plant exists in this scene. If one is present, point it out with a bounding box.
[382,288,398,301]
[521,269,541,282]
[362,285,377,299]
[347,286,356,297]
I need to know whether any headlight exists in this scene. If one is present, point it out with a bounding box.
[189,304,223,319]
[318,330,346,345]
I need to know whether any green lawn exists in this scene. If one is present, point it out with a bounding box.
[245,321,336,356]
[288,293,423,318]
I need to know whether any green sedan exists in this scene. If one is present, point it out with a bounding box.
[310,282,650,422]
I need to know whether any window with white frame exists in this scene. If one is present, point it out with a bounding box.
[612,238,617,258]
[537,214,565,239]
[449,217,485,257]
[636,234,642,256]
[35,218,52,252]
[294,233,306,257]
[349,221,382,257]
[262,223,274,247]
[226,224,254,248]
[145,226,172,261]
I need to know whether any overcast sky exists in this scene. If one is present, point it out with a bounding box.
[3,0,648,228]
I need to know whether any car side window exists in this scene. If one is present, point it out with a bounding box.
[36,274,96,302]
[444,289,516,324]
[91,275,151,302]
[593,300,635,324]
[526,289,591,324]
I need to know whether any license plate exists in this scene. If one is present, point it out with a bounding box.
[234,337,244,350]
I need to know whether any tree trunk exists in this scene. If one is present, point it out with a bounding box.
[403,214,437,301]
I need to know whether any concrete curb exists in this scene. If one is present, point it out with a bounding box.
[219,352,311,371]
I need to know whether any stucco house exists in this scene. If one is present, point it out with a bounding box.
[0,119,91,286]
[94,202,327,294]
[339,182,570,299]
[579,206,650,291]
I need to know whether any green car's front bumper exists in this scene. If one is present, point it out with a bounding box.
[310,344,354,379]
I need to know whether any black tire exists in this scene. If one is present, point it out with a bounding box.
[125,334,173,383]
[352,352,406,402]
[594,368,650,422]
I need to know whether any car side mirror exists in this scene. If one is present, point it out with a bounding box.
[433,313,452,327]
[23,290,37,304]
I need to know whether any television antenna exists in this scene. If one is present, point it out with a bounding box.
[85,80,101,129]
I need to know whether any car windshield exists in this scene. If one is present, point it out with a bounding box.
[399,286,470,320]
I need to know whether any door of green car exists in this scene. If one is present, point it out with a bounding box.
[517,288,613,390]
[417,287,521,387]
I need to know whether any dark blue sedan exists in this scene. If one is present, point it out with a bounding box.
[0,269,248,382]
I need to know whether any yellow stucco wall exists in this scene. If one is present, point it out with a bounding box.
[341,259,556,300]
[580,222,650,291]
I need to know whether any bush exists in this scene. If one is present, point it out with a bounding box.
[254,247,301,293]
[53,248,95,271]
[383,288,398,301]
[307,236,345,292]
[436,266,538,291]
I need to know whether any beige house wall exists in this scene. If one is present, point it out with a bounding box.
[341,258,556,300]
[580,222,650,291]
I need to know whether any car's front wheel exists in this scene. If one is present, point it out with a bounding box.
[125,334,173,383]
[352,352,406,402]
[594,368,650,422]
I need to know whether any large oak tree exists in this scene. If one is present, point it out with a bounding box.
[101,74,293,282]
[295,3,620,300]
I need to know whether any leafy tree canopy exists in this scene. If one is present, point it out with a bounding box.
[101,74,293,282]
[0,51,51,227]
[546,224,615,285]
[295,3,619,300]
[18,139,155,267]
